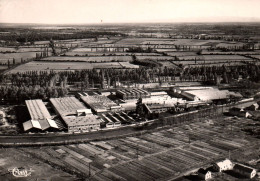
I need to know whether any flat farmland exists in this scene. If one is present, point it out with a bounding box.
[115,38,163,45]
[136,55,174,61]
[66,52,161,56]
[7,61,139,73]
[0,47,48,53]
[175,60,249,67]
[164,39,221,46]
[92,62,136,69]
[202,51,260,55]
[216,42,245,48]
[249,55,260,59]
[0,65,8,70]
[167,51,198,57]
[159,61,179,68]
[119,62,139,68]
[7,61,94,73]
[41,56,133,62]
[0,52,40,63]
[9,115,259,180]
[178,54,252,60]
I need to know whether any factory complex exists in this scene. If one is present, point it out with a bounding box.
[22,87,242,133]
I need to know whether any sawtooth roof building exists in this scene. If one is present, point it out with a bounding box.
[23,99,63,132]
[81,95,123,114]
[116,88,151,100]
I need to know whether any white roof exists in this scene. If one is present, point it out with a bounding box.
[31,120,42,129]
[150,91,168,96]
[25,99,52,120]
[61,114,102,127]
[77,109,92,114]
[184,89,229,101]
[47,118,59,129]
[23,120,42,131]
[50,97,87,116]
[216,159,232,168]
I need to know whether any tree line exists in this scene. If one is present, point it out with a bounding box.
[0,85,68,104]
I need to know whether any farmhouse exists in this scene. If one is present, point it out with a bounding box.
[50,97,102,133]
[213,159,233,172]
[23,99,61,132]
[197,168,212,180]
[233,164,257,179]
[81,95,123,114]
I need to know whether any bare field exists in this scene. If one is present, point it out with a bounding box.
[0,47,48,53]
[66,51,161,56]
[0,52,39,64]
[178,54,252,60]
[41,55,133,62]
[7,61,139,73]
[250,55,260,59]
[167,51,198,57]
[136,55,174,61]
[7,61,94,73]
[115,38,163,45]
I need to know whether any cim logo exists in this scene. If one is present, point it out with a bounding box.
[8,167,34,177]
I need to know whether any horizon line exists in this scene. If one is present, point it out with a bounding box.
[1,21,260,26]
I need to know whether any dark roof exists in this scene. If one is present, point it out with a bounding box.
[233,164,255,173]
[198,168,209,175]
[229,107,242,112]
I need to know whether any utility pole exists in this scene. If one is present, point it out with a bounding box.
[89,163,91,178]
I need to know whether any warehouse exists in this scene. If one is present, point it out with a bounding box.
[116,88,151,100]
[23,99,60,132]
[181,89,230,103]
[81,95,123,114]
[50,97,102,133]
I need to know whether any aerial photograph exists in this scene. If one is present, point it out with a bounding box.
[0,0,260,180]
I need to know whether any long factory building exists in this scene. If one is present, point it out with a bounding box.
[23,99,63,132]
[81,95,123,114]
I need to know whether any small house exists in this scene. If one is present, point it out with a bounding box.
[213,159,233,172]
[197,168,212,180]
[233,164,257,179]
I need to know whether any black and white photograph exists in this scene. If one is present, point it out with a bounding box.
[0,0,260,180]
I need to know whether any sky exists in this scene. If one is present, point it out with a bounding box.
[0,0,260,24]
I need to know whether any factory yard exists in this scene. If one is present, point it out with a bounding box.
[1,115,259,180]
